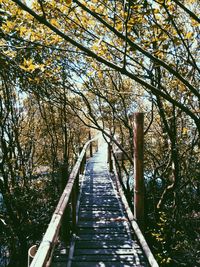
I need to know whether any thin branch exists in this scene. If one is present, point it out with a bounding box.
[10,0,200,130]
[171,0,200,24]
[38,0,46,19]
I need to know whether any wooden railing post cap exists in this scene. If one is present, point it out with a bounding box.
[134,112,144,119]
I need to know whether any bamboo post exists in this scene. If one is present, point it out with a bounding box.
[134,113,144,230]
[79,147,84,174]
[89,130,93,157]
[107,142,113,172]
[83,151,86,169]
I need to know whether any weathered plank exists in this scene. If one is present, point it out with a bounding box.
[71,262,138,267]
[78,211,122,219]
[76,233,130,241]
[71,254,136,262]
[78,207,121,213]
[75,240,133,249]
[77,221,128,228]
[76,227,128,235]
[73,248,135,255]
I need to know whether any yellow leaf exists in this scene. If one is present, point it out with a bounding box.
[87,71,93,76]
[88,19,95,26]
[92,43,99,51]
[97,71,103,79]
[153,9,160,14]
[39,64,45,72]
[66,0,72,5]
[7,21,14,29]
[116,22,123,32]
[185,32,193,39]
[3,50,17,58]
[50,19,60,27]
[191,19,200,27]
[28,64,37,72]
[19,26,27,37]
[182,128,188,135]
[19,58,38,72]
[2,21,15,33]
[19,65,28,71]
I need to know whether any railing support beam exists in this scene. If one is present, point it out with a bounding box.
[89,130,93,157]
[134,112,144,230]
[107,142,113,172]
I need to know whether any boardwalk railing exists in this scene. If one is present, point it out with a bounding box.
[112,157,159,267]
[29,138,97,267]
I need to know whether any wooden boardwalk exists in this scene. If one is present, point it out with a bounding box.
[51,144,150,266]
[62,145,149,267]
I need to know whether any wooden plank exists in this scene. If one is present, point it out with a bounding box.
[74,248,135,255]
[82,186,113,190]
[71,254,135,262]
[79,205,120,210]
[80,199,119,204]
[81,192,116,196]
[75,240,133,249]
[82,185,113,190]
[77,221,128,228]
[79,210,122,217]
[77,233,130,241]
[78,206,121,212]
[71,261,138,267]
[80,200,119,205]
[80,195,117,199]
[76,227,128,235]
[78,215,125,221]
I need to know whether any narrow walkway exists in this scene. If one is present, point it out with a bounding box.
[67,145,149,267]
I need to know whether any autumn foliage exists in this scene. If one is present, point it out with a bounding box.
[0,0,199,266]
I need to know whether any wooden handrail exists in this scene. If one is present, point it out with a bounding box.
[29,138,97,267]
[112,157,159,267]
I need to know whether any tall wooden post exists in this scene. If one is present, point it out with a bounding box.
[108,142,113,172]
[134,113,144,230]
[89,130,93,157]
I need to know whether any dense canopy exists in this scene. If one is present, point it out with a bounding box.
[0,0,199,266]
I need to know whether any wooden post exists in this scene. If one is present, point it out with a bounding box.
[107,142,113,172]
[134,113,144,230]
[89,130,93,157]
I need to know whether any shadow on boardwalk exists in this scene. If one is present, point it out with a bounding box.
[53,145,149,267]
